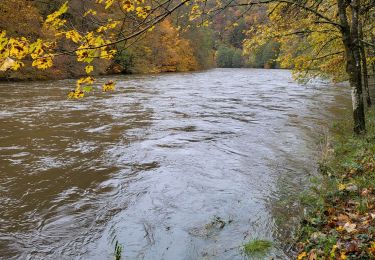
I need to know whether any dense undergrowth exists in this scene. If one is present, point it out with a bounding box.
[295,109,375,259]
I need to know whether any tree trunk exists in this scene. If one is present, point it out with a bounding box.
[338,0,366,134]
[359,20,371,107]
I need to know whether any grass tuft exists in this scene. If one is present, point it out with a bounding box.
[243,239,272,256]
[114,240,122,260]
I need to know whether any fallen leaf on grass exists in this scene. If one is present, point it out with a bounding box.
[297,251,307,260]
[338,183,346,191]
[368,242,375,256]
[361,188,370,196]
[343,222,356,233]
[338,214,350,222]
[345,240,359,253]
[308,250,317,260]
[345,184,358,192]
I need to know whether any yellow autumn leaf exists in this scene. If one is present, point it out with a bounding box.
[102,81,116,92]
[83,9,97,17]
[338,183,346,191]
[85,65,94,74]
[9,38,29,59]
[297,251,307,260]
[68,90,84,99]
[330,245,337,258]
[45,1,68,29]
[136,6,151,19]
[336,225,345,232]
[45,1,68,23]
[32,56,53,69]
[12,61,24,71]
[100,48,116,59]
[65,30,82,43]
[105,0,115,9]
[122,0,135,12]
[76,76,95,87]
[369,241,375,255]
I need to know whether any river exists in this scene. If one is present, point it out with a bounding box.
[0,69,351,259]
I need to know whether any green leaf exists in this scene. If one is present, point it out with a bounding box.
[83,86,93,92]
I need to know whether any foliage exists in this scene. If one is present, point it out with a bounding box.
[296,108,375,259]
[246,41,280,69]
[243,2,342,80]
[181,27,215,69]
[113,50,134,74]
[242,1,373,83]
[113,19,199,74]
[216,45,244,68]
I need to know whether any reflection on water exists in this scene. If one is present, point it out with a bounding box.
[0,69,351,259]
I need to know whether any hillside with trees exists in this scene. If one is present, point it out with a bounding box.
[0,0,286,81]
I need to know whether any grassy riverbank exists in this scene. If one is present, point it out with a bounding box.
[295,109,375,259]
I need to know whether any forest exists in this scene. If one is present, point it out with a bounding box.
[0,0,282,80]
[0,0,375,259]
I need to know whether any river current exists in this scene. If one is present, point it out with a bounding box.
[0,69,351,259]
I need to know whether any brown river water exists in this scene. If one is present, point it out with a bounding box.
[0,69,351,259]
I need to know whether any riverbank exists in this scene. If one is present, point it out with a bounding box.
[295,109,375,259]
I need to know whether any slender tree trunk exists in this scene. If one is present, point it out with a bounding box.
[338,0,366,134]
[359,20,372,107]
